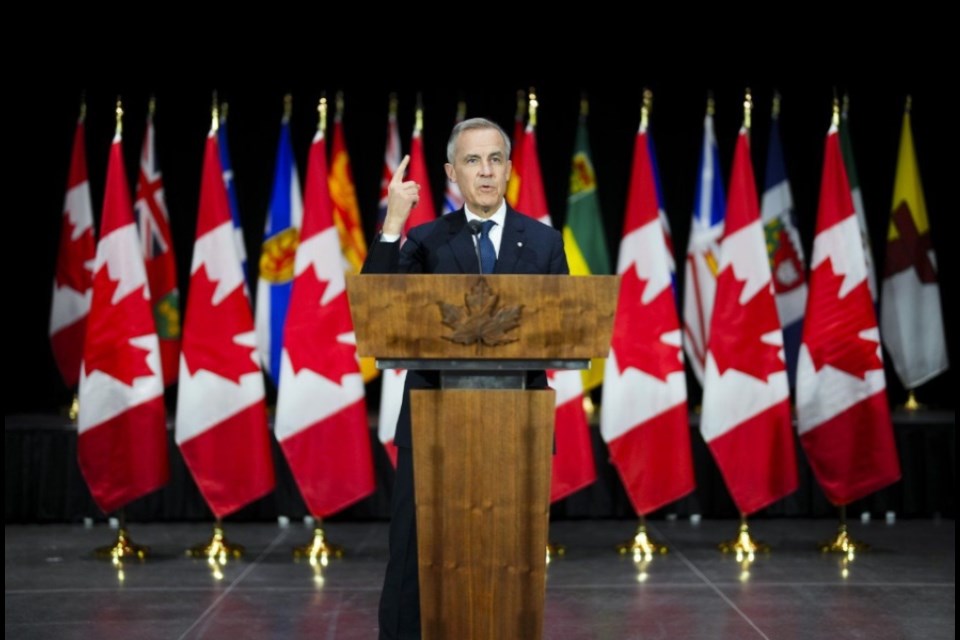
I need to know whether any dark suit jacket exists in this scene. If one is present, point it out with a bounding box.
[362,206,569,447]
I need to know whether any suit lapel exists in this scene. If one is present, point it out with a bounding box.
[445,211,479,274]
[494,208,526,274]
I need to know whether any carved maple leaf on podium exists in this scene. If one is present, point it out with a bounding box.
[439,278,522,347]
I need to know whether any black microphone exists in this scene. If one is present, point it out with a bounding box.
[466,219,484,277]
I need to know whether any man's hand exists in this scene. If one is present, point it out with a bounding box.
[381,155,421,236]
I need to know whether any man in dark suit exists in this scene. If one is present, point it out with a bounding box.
[363,117,568,639]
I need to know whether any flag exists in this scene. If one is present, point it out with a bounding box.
[761,104,807,389]
[564,106,612,392]
[377,98,401,230]
[839,96,878,302]
[255,106,303,387]
[682,110,726,387]
[50,111,96,389]
[442,100,466,214]
[134,104,180,386]
[404,115,437,233]
[378,368,405,467]
[275,123,375,517]
[512,122,552,226]
[600,120,694,515]
[700,125,797,516]
[77,127,167,514]
[880,101,949,389]
[176,122,274,519]
[218,104,249,288]
[796,115,900,505]
[647,132,676,275]
[506,91,525,207]
[329,99,369,273]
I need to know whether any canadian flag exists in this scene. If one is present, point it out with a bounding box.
[175,124,275,518]
[700,127,798,515]
[50,113,96,388]
[549,369,596,502]
[77,129,168,514]
[275,125,375,517]
[795,119,900,505]
[600,123,694,515]
[378,368,405,467]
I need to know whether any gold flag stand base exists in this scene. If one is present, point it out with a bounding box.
[68,394,80,421]
[186,522,244,563]
[545,541,566,564]
[719,520,769,561]
[819,523,868,555]
[95,527,148,563]
[903,390,923,411]
[293,526,344,566]
[616,523,668,561]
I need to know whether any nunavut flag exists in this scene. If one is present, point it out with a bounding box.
[134,104,180,386]
[600,119,694,516]
[796,115,900,506]
[700,125,798,516]
[880,101,949,390]
[50,110,97,389]
[275,120,375,517]
[77,125,168,514]
[175,121,274,519]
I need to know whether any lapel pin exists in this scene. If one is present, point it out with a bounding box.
[517,241,523,247]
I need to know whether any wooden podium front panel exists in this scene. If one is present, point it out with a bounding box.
[411,389,555,640]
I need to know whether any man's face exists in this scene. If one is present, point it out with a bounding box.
[444,128,512,216]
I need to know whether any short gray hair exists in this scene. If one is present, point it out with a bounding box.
[446,117,512,163]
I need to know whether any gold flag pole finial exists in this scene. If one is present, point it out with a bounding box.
[283,93,293,123]
[743,88,753,132]
[640,88,653,131]
[414,92,424,133]
[832,96,841,129]
[772,91,781,120]
[211,91,220,132]
[79,92,87,123]
[115,98,123,136]
[318,94,328,134]
[905,94,912,114]
[527,88,538,128]
[515,89,527,121]
[148,94,157,118]
[388,92,398,118]
[706,91,715,117]
[335,90,345,123]
[456,97,467,122]
[842,93,851,119]
[580,92,589,119]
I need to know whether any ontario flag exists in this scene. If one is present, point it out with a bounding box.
[50,109,96,389]
[761,105,807,390]
[796,116,900,505]
[880,100,949,390]
[275,122,375,517]
[134,103,180,386]
[682,108,726,387]
[600,120,693,516]
[404,112,437,233]
[700,125,798,516]
[255,105,303,387]
[77,126,168,514]
[377,97,401,230]
[175,121,274,519]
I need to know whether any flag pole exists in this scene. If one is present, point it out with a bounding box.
[719,513,769,560]
[95,508,150,563]
[187,517,245,566]
[616,514,668,561]
[819,504,869,556]
[293,517,345,567]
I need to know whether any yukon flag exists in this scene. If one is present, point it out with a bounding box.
[682,105,726,386]
[839,95,878,302]
[600,113,694,515]
[50,108,96,388]
[512,95,594,501]
[255,100,303,386]
[442,100,467,214]
[700,119,798,515]
[134,102,180,386]
[761,98,807,389]
[176,118,274,519]
[78,120,168,514]
[796,112,900,505]
[880,99,949,389]
[564,100,612,392]
[404,107,437,233]
[276,112,375,517]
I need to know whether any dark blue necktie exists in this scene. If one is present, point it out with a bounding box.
[478,219,497,274]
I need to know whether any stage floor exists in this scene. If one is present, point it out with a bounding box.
[5,518,954,639]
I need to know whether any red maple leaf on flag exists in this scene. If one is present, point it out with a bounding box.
[182,265,260,383]
[710,268,785,381]
[610,267,684,381]
[84,268,155,385]
[805,258,883,378]
[55,216,94,291]
[284,268,357,383]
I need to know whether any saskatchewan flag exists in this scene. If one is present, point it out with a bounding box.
[563,109,611,391]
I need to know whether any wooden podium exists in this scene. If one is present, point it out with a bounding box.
[347,274,618,639]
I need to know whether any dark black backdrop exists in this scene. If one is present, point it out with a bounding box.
[10,78,953,415]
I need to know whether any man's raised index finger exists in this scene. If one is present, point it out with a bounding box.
[392,155,411,184]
